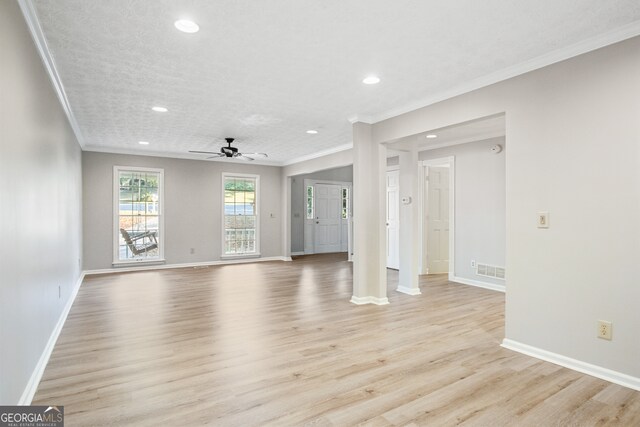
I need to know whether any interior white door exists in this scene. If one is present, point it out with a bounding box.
[386,170,400,269]
[426,166,450,273]
[314,184,342,253]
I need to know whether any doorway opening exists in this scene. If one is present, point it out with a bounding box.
[289,165,353,256]
[384,113,506,292]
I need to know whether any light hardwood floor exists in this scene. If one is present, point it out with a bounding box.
[34,254,640,426]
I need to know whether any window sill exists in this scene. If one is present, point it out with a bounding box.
[112,259,166,267]
[220,253,261,260]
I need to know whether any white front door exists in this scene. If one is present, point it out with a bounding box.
[426,166,450,273]
[386,170,400,269]
[314,184,342,253]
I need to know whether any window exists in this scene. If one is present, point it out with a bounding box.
[306,185,314,219]
[223,174,259,256]
[114,167,164,264]
[342,187,349,219]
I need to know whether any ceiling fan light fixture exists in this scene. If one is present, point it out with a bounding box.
[189,137,267,161]
[362,75,380,85]
[174,19,199,33]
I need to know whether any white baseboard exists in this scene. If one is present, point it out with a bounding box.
[290,251,305,256]
[451,275,506,293]
[396,286,422,296]
[502,339,640,392]
[85,256,292,275]
[350,296,390,305]
[18,271,86,405]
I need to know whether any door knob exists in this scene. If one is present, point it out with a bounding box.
[316,221,319,224]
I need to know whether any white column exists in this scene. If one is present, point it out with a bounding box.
[281,173,292,260]
[397,148,421,295]
[351,121,388,305]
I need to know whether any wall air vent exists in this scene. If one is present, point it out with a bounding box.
[476,263,505,280]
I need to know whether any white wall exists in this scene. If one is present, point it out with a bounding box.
[83,152,283,270]
[290,165,353,253]
[373,37,640,378]
[0,1,83,404]
[420,137,506,286]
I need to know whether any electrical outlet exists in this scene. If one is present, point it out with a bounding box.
[471,260,476,268]
[597,320,612,340]
[190,248,195,254]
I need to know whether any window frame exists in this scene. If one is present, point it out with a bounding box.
[306,185,314,219]
[341,187,349,219]
[112,166,165,266]
[221,172,260,259]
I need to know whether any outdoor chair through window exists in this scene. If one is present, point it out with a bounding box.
[120,228,158,256]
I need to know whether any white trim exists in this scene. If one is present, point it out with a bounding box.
[370,21,640,123]
[386,164,400,172]
[350,296,390,305]
[420,157,455,278]
[85,256,292,275]
[501,339,640,392]
[18,272,85,405]
[222,172,260,257]
[396,286,422,296]
[84,145,281,167]
[347,115,374,124]
[220,253,261,260]
[281,143,353,167]
[417,130,505,152]
[112,259,166,267]
[17,0,86,148]
[451,275,506,293]
[113,166,165,264]
[290,251,305,256]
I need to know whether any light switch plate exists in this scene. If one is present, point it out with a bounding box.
[537,211,549,228]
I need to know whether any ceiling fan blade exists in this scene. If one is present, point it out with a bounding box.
[206,155,225,159]
[243,152,268,158]
[189,150,221,154]
[237,155,255,161]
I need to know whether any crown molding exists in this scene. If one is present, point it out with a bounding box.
[347,115,374,124]
[83,145,283,167]
[416,130,505,152]
[281,143,353,167]
[18,0,86,148]
[370,21,640,123]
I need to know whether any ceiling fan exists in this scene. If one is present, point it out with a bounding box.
[189,138,268,161]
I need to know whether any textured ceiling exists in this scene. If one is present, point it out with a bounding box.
[31,0,640,164]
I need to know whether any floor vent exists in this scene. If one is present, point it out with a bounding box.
[476,263,505,280]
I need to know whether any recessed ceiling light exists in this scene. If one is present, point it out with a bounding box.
[174,19,199,33]
[151,106,168,112]
[306,130,318,134]
[138,141,150,145]
[362,75,380,85]
[426,134,438,139]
